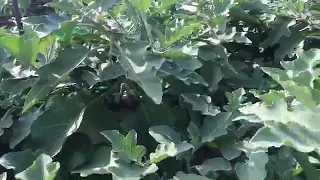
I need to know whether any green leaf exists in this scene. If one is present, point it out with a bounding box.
[169,172,211,180]
[101,130,146,162]
[262,49,320,111]
[28,94,87,156]
[238,99,320,131]
[187,122,202,151]
[0,78,36,95]
[221,144,242,161]
[194,157,232,176]
[274,23,308,61]
[0,150,40,173]
[0,110,13,136]
[23,14,71,38]
[107,151,158,179]
[181,94,220,116]
[150,142,193,164]
[0,31,40,65]
[23,46,89,112]
[149,125,181,144]
[164,19,202,47]
[223,88,246,112]
[235,150,268,180]
[117,41,165,104]
[99,62,126,80]
[250,121,320,154]
[200,112,234,143]
[15,154,60,180]
[262,16,295,48]
[73,146,112,177]
[9,108,43,149]
[149,125,192,163]
[158,61,208,86]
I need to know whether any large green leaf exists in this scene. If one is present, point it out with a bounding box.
[250,121,320,154]
[23,14,71,38]
[164,19,202,47]
[117,41,165,104]
[0,78,36,95]
[238,99,320,131]
[0,150,41,173]
[9,108,43,148]
[158,61,208,86]
[262,16,295,48]
[262,49,320,111]
[15,154,60,180]
[23,46,89,112]
[0,31,40,65]
[28,94,87,156]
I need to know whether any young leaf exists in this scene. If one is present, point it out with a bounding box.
[101,130,146,162]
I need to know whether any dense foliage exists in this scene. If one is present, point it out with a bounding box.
[0,0,320,179]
